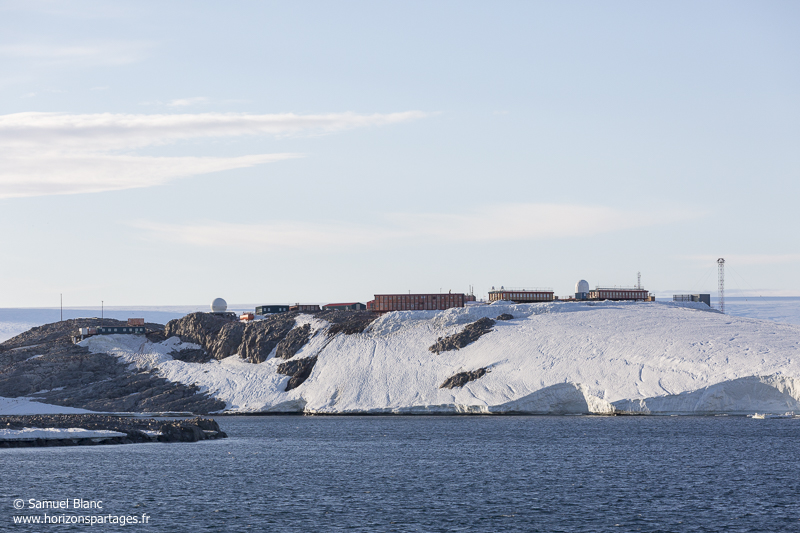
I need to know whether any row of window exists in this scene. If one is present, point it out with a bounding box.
[490,292,553,301]
[593,291,646,299]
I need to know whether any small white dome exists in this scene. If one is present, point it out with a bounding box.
[575,280,590,293]
[211,298,227,313]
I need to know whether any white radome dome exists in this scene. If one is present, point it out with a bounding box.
[211,298,227,313]
[575,280,590,293]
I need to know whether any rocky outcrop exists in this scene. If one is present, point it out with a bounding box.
[34,371,226,414]
[239,317,299,363]
[1,318,162,353]
[165,312,299,363]
[496,313,514,321]
[429,317,496,354]
[277,356,318,391]
[319,310,380,336]
[0,414,227,447]
[275,324,311,360]
[0,319,226,414]
[169,348,211,363]
[165,312,244,360]
[440,368,489,389]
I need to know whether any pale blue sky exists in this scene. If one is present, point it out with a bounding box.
[1,1,798,307]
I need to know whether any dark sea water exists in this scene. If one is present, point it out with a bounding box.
[2,416,799,532]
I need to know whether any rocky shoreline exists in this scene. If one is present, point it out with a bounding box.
[0,414,227,448]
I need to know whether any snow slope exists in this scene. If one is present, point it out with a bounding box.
[80,301,800,415]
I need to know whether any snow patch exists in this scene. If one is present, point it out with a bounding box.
[0,427,125,440]
[0,397,93,415]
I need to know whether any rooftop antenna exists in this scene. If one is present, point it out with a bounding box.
[717,258,725,314]
[637,272,641,290]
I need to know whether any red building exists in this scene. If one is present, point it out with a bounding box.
[373,293,465,313]
[488,288,554,303]
[588,288,650,301]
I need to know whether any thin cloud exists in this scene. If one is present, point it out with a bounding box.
[130,204,694,251]
[0,111,427,151]
[167,97,210,107]
[0,110,426,199]
[1,153,301,199]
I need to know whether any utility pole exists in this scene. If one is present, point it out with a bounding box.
[101,300,104,327]
[717,258,725,314]
[60,294,62,322]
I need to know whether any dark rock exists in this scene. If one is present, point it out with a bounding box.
[169,348,212,364]
[496,313,514,321]
[429,317,496,354]
[440,368,489,389]
[277,356,318,391]
[275,324,311,360]
[1,318,163,353]
[239,317,299,363]
[165,312,299,363]
[0,414,227,447]
[0,320,225,414]
[164,312,243,360]
[318,310,380,336]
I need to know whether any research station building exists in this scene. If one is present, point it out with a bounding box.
[373,293,466,312]
[256,305,290,315]
[673,294,711,307]
[322,302,367,311]
[588,287,650,301]
[488,287,554,303]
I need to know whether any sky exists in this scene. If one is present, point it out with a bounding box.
[0,0,798,307]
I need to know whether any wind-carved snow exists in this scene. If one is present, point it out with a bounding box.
[83,301,800,415]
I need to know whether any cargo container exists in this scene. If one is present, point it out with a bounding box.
[127,318,145,326]
[373,293,465,313]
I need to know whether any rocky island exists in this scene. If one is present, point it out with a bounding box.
[2,301,800,416]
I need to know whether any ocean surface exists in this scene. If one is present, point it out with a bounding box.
[2,416,799,532]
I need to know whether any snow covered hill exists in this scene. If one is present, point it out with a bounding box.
[77,301,800,415]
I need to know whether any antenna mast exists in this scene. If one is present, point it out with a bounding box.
[637,272,641,290]
[717,258,725,314]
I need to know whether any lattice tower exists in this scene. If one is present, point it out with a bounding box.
[717,258,725,314]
